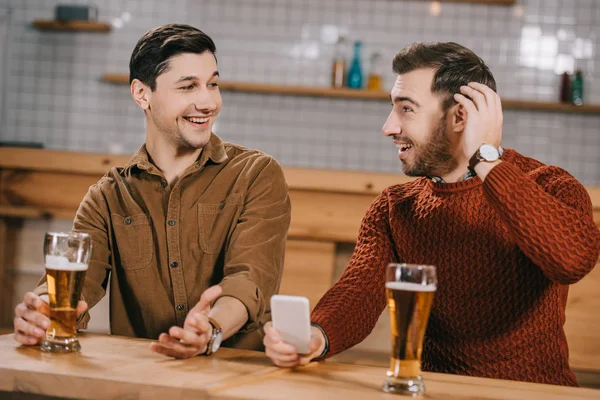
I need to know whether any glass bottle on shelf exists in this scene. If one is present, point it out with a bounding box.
[347,40,363,89]
[559,72,570,103]
[367,52,383,91]
[331,37,347,89]
[571,70,583,106]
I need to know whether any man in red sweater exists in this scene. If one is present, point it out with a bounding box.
[263,42,600,386]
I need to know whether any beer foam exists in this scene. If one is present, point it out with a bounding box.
[45,255,68,268]
[385,281,437,292]
[45,255,88,271]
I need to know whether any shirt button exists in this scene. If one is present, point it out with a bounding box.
[176,304,184,311]
[125,218,132,225]
[160,181,167,188]
[168,220,176,226]
[170,261,179,268]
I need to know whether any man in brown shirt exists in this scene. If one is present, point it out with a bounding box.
[13,24,291,359]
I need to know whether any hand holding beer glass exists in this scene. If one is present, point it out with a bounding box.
[40,232,91,353]
[383,263,437,396]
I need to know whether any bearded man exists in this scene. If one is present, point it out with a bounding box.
[262,42,600,387]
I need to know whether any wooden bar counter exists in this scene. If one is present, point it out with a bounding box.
[1,147,600,389]
[0,333,598,400]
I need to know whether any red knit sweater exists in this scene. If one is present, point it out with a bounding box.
[311,149,600,386]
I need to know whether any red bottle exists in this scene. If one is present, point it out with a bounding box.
[559,72,571,103]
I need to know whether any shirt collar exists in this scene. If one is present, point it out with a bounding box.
[430,168,477,184]
[124,133,228,175]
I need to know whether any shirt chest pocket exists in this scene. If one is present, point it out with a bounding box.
[112,213,153,271]
[198,193,244,254]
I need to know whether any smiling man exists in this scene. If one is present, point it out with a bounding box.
[263,42,600,386]
[14,24,291,359]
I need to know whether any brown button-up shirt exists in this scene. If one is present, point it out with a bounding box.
[36,134,291,348]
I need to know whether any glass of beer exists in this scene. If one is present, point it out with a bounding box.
[383,263,437,396]
[40,231,91,353]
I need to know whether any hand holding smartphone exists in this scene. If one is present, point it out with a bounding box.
[270,295,311,354]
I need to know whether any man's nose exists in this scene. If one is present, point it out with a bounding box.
[382,112,401,137]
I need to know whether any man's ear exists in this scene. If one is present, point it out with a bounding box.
[131,79,152,111]
[450,102,466,133]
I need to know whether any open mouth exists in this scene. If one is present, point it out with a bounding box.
[183,116,210,127]
[396,142,414,158]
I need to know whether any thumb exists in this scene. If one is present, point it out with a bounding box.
[190,285,223,314]
[76,300,88,317]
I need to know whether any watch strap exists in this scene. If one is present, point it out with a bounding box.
[208,317,222,332]
[468,148,483,172]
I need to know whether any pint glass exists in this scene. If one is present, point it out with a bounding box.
[40,232,91,353]
[383,263,437,396]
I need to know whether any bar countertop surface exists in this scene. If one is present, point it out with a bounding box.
[0,333,599,400]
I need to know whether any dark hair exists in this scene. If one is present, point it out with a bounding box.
[129,24,217,91]
[392,42,496,111]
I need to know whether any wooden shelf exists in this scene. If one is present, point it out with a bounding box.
[102,73,600,115]
[32,19,112,32]
[442,0,515,4]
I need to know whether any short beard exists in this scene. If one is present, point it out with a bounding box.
[402,113,457,177]
[151,111,198,150]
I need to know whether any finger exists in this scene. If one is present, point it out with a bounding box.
[169,326,208,348]
[262,331,280,346]
[76,301,88,317]
[263,324,282,343]
[299,356,315,366]
[453,93,477,114]
[459,85,486,110]
[262,333,280,350]
[157,333,201,356]
[14,317,46,338]
[265,338,297,356]
[184,313,211,333]
[265,348,300,363]
[190,285,223,314]
[467,82,503,122]
[15,306,50,330]
[467,82,497,102]
[14,303,28,318]
[150,342,190,359]
[23,292,48,313]
[272,358,302,368]
[13,331,40,346]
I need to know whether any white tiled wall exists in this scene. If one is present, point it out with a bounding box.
[1,0,599,184]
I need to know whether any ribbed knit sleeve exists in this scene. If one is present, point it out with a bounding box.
[311,190,395,358]
[483,161,600,284]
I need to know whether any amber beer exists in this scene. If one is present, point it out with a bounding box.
[45,261,87,338]
[383,264,437,396]
[41,232,91,353]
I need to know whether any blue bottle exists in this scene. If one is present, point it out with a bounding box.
[347,41,363,89]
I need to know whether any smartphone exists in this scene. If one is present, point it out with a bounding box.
[270,295,311,354]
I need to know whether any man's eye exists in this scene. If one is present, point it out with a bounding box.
[402,107,413,113]
[180,84,194,90]
[209,82,219,87]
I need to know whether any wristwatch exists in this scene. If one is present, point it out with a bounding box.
[203,317,223,356]
[468,144,504,172]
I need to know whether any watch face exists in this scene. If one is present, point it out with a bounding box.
[211,331,223,353]
[480,144,500,161]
